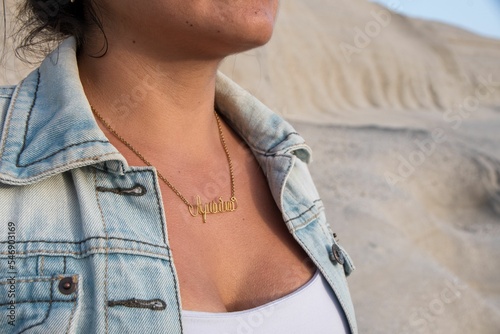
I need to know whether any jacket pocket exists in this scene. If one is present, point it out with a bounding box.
[0,274,80,334]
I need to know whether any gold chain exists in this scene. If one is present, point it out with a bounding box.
[91,106,238,223]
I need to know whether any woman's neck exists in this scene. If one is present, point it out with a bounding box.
[78,39,225,157]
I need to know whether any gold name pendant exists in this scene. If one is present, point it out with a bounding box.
[188,196,238,223]
[92,106,238,224]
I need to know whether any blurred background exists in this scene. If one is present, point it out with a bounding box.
[371,0,500,39]
[2,1,500,333]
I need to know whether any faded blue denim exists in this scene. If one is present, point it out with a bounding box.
[0,38,357,333]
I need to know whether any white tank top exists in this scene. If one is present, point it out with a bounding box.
[181,269,350,334]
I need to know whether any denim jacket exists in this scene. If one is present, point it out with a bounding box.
[0,38,357,334]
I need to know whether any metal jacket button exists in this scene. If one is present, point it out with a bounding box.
[58,276,77,295]
[330,244,345,265]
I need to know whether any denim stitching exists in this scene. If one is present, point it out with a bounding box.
[15,70,41,170]
[290,210,324,232]
[0,299,75,306]
[262,152,292,158]
[264,132,300,153]
[167,246,183,332]
[94,169,109,334]
[18,276,54,334]
[10,68,112,169]
[317,214,333,242]
[0,247,171,258]
[39,255,45,275]
[313,199,323,205]
[284,199,323,224]
[0,86,15,97]
[243,133,304,156]
[263,150,306,158]
[65,280,79,334]
[147,169,167,245]
[0,77,24,160]
[17,140,110,167]
[145,170,182,328]
[0,236,168,250]
[0,277,60,284]
[277,154,294,222]
[0,152,119,182]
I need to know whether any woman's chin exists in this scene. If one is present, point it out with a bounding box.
[219,21,276,54]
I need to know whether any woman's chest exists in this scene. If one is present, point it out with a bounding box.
[160,177,318,313]
[0,160,356,332]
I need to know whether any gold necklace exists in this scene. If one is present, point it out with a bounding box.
[91,106,238,223]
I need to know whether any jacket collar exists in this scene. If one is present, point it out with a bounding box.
[0,37,311,186]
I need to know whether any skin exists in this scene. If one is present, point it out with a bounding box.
[79,0,317,312]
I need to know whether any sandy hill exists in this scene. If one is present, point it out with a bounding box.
[221,0,500,126]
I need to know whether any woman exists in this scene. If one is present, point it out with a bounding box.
[0,0,357,333]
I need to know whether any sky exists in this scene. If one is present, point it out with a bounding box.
[370,0,500,40]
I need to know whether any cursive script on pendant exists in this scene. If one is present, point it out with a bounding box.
[188,196,238,223]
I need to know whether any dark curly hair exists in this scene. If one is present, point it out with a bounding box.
[4,0,106,62]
